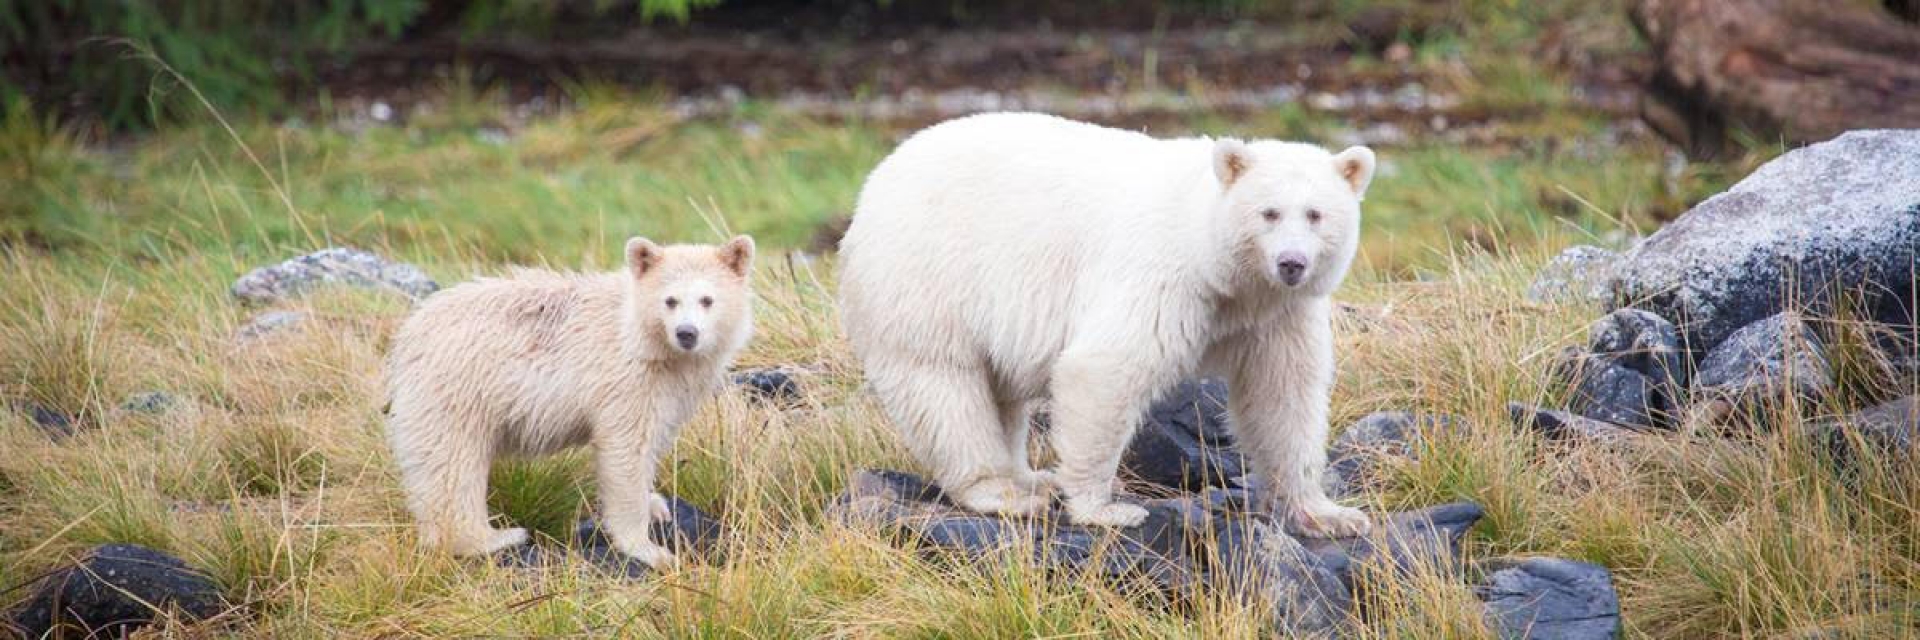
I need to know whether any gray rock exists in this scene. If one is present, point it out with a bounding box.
[829,469,1485,636]
[1587,309,1687,394]
[496,495,724,578]
[8,544,225,637]
[231,247,438,306]
[1299,501,1485,592]
[1476,557,1621,640]
[1528,245,1620,305]
[1812,395,1918,468]
[1608,130,1920,353]
[1324,412,1460,499]
[1560,355,1664,428]
[120,391,182,415]
[1692,313,1832,414]
[1121,379,1246,491]
[1508,403,1640,442]
[16,402,75,440]
[234,310,309,341]
[733,368,802,403]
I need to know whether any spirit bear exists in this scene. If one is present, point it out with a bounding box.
[838,112,1374,536]
[386,236,755,567]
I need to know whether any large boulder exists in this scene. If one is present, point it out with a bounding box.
[7,544,226,637]
[231,247,438,306]
[1606,130,1920,353]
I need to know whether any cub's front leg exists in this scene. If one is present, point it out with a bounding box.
[592,401,678,570]
[1219,304,1371,538]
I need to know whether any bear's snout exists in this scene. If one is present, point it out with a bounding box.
[674,325,700,350]
[1275,252,1310,286]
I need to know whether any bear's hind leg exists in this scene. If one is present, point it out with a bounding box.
[391,411,527,556]
[997,399,1056,495]
[871,360,1048,516]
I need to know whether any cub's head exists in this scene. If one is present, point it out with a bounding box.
[623,235,755,357]
[1211,139,1375,295]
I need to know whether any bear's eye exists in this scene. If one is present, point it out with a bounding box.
[1306,209,1324,224]
[699,296,714,309]
[1261,209,1279,222]
[665,297,679,309]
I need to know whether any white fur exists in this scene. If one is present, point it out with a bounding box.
[838,113,1373,536]
[385,236,755,568]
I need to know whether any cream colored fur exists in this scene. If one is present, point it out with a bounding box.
[385,236,754,568]
[838,112,1374,536]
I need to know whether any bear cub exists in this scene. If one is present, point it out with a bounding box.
[386,236,754,568]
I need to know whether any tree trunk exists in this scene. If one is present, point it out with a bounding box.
[1632,0,1920,158]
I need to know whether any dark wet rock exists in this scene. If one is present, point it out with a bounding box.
[1210,517,1353,635]
[19,402,75,440]
[231,247,438,306]
[1812,395,1919,468]
[1122,379,1246,491]
[1299,501,1485,593]
[1587,309,1687,394]
[1607,130,1920,353]
[234,310,309,341]
[1476,557,1622,640]
[1691,313,1832,414]
[1527,245,1620,305]
[1508,403,1639,442]
[733,368,802,403]
[496,495,724,578]
[8,544,225,638]
[1559,355,1664,429]
[1324,412,1461,499]
[120,391,182,415]
[830,469,1484,636]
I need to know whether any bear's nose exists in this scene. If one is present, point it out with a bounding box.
[674,325,699,350]
[1275,253,1309,285]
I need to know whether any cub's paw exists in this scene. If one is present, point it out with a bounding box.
[649,493,674,521]
[954,477,1051,517]
[1286,501,1372,538]
[1068,501,1149,528]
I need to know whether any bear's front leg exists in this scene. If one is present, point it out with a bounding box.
[1049,341,1181,528]
[592,414,677,570]
[1220,303,1371,538]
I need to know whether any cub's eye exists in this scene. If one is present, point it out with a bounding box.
[699,296,714,308]
[1306,209,1324,224]
[665,297,679,309]
[1261,209,1279,222]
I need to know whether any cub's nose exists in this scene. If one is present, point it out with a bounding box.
[674,325,700,350]
[1275,253,1309,285]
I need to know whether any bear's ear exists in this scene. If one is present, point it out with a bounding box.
[1331,146,1376,199]
[718,235,755,278]
[626,237,663,277]
[1212,138,1253,187]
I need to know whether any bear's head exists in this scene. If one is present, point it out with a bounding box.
[623,235,756,358]
[1211,139,1375,296]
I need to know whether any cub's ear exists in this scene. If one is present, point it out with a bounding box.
[718,235,755,278]
[625,237,663,277]
[1212,138,1253,188]
[1331,146,1377,199]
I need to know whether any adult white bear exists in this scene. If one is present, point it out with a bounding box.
[838,112,1375,536]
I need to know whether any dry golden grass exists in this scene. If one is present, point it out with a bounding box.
[2,239,1914,638]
